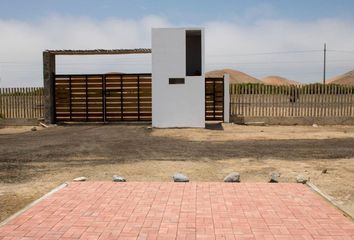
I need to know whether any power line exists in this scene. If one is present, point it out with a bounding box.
[1,57,352,67]
[207,50,322,57]
[205,59,354,66]
[0,49,353,70]
[323,43,327,84]
[1,49,354,64]
[328,50,354,54]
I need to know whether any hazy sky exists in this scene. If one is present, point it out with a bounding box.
[0,0,354,87]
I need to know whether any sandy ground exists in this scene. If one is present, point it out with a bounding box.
[0,126,44,135]
[0,124,353,222]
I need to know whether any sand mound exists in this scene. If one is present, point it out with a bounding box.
[262,76,300,85]
[206,69,261,84]
[327,70,354,86]
[105,72,125,74]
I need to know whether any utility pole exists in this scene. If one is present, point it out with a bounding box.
[323,43,327,84]
[0,63,2,87]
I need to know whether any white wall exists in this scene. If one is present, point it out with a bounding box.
[223,74,230,123]
[152,28,205,128]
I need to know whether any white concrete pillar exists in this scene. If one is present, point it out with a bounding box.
[223,74,230,123]
[152,28,205,128]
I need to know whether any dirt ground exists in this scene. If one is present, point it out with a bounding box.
[0,126,44,135]
[0,124,353,222]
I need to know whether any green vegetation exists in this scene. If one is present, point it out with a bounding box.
[230,83,354,94]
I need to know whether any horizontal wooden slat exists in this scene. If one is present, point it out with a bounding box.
[54,73,152,122]
[105,103,151,107]
[205,77,224,121]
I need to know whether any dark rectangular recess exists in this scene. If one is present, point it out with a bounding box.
[169,78,185,84]
[186,30,202,76]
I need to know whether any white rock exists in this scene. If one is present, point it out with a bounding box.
[269,172,280,183]
[224,172,240,182]
[73,177,87,182]
[173,173,189,182]
[296,175,309,184]
[112,175,126,182]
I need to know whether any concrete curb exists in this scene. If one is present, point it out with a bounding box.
[306,182,354,221]
[0,183,68,227]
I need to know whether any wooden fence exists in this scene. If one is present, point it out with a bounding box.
[230,84,354,117]
[1,84,354,121]
[0,88,44,119]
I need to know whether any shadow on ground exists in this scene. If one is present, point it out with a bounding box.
[1,125,354,183]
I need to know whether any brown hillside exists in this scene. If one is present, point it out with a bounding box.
[262,76,301,85]
[206,69,261,84]
[105,72,125,74]
[327,70,354,86]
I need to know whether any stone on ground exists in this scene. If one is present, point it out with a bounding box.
[73,176,87,182]
[269,172,280,183]
[224,172,240,182]
[173,173,189,182]
[296,174,309,184]
[112,175,126,182]
[31,127,37,131]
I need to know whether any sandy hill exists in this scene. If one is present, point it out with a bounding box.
[262,76,301,85]
[206,69,261,84]
[105,72,125,74]
[327,70,354,86]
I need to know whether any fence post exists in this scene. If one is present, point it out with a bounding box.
[0,88,2,118]
[43,51,56,124]
[223,74,230,123]
[350,86,353,117]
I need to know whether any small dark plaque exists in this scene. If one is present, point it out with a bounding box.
[169,78,185,84]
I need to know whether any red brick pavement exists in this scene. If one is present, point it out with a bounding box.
[0,182,353,240]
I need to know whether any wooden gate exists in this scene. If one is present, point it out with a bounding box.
[205,77,224,121]
[54,73,152,122]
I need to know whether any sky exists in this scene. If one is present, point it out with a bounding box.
[0,0,354,87]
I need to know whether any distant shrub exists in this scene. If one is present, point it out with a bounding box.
[230,83,354,94]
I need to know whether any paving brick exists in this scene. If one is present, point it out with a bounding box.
[0,182,353,239]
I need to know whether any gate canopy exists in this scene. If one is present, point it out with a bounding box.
[45,48,151,55]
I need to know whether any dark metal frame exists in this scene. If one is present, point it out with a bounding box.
[205,76,224,121]
[137,75,140,121]
[85,76,88,121]
[120,75,123,121]
[69,76,72,121]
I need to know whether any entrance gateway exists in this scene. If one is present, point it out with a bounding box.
[44,28,229,127]
[54,74,224,123]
